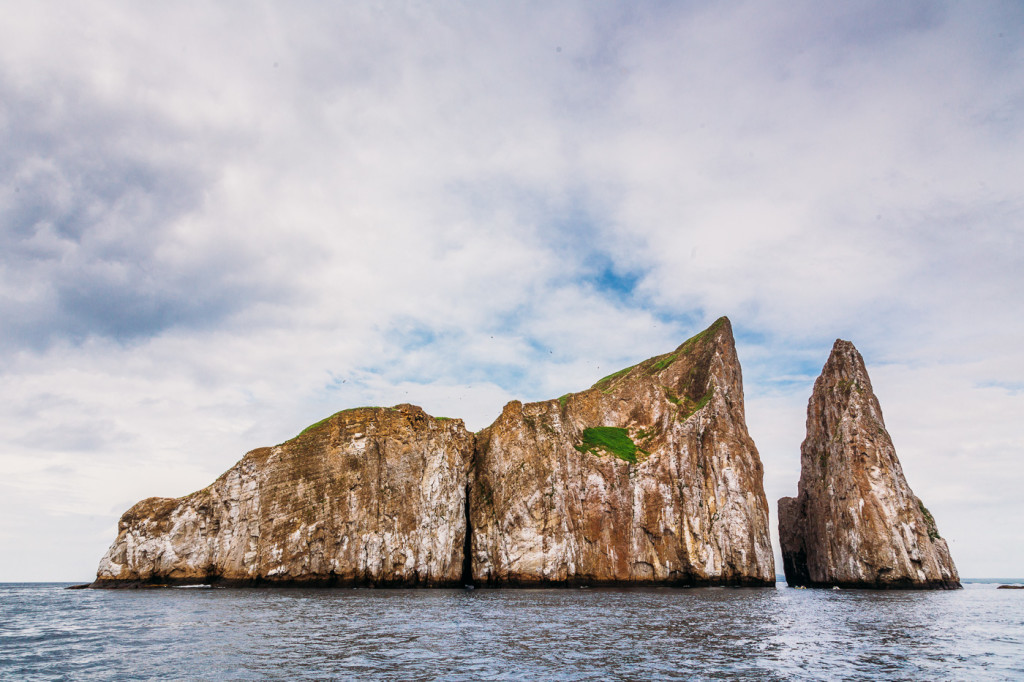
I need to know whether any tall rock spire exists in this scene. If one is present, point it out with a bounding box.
[778,340,960,589]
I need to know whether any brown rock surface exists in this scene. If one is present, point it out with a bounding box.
[469,317,775,585]
[94,404,473,586]
[93,317,776,588]
[778,340,960,589]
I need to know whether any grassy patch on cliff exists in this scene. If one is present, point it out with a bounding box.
[592,365,637,393]
[648,352,678,374]
[678,317,725,354]
[296,406,398,437]
[918,500,941,540]
[299,412,342,436]
[687,387,714,416]
[574,426,639,463]
[682,388,714,418]
[589,319,726,395]
[669,384,714,421]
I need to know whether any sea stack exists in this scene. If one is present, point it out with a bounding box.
[470,317,775,585]
[95,405,474,586]
[92,317,775,588]
[778,340,960,589]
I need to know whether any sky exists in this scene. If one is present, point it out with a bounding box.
[1,1,1022,582]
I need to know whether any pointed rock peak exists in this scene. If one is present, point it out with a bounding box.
[810,339,880,419]
[673,316,732,354]
[832,337,856,352]
[823,339,868,376]
[589,316,734,395]
[779,341,960,590]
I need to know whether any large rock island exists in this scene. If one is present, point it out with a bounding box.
[92,317,774,587]
[470,317,774,585]
[778,340,960,589]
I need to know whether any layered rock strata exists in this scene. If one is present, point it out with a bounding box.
[469,317,775,585]
[778,340,960,589]
[93,317,775,588]
[94,405,473,586]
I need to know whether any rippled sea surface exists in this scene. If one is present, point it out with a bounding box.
[2,582,1022,680]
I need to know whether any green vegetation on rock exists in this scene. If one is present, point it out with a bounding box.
[298,412,342,436]
[589,318,726,395]
[918,500,941,540]
[836,378,860,395]
[297,406,397,438]
[648,352,678,373]
[592,365,636,393]
[678,386,715,420]
[678,317,726,354]
[574,426,639,463]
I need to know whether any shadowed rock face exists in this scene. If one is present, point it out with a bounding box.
[93,317,775,588]
[778,340,960,589]
[95,405,474,587]
[470,317,775,586]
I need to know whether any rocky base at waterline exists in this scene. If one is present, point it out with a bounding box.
[91,317,775,588]
[778,340,960,590]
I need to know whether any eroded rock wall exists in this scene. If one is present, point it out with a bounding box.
[469,318,775,585]
[95,404,473,586]
[94,317,776,588]
[778,340,960,589]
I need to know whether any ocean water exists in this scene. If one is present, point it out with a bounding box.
[1,582,1022,680]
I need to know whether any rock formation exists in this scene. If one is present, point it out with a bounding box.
[470,317,775,585]
[95,405,474,586]
[93,317,775,588]
[778,340,960,589]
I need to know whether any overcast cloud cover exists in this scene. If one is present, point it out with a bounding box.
[2,1,1022,581]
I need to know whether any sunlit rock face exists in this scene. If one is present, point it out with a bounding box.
[93,317,775,588]
[778,340,960,590]
[94,405,474,586]
[469,318,775,586]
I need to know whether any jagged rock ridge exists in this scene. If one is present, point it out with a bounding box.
[93,317,775,587]
[778,340,960,589]
[470,317,775,585]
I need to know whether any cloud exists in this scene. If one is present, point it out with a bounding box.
[1,0,1022,579]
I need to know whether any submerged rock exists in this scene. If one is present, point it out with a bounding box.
[94,404,473,587]
[469,317,775,585]
[778,340,960,589]
[93,317,775,588]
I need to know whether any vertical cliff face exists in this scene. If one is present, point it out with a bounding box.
[469,317,775,585]
[95,404,474,586]
[93,317,777,588]
[778,340,960,589]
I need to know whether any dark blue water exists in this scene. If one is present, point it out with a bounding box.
[1,583,1021,680]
